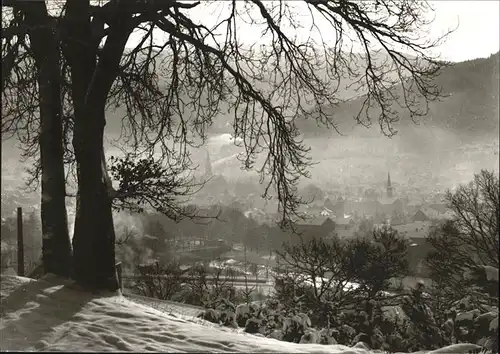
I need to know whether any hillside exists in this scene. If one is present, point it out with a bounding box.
[101,52,499,190]
[0,274,483,353]
[101,50,410,137]
[296,53,500,140]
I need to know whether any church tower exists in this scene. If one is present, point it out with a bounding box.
[387,172,394,198]
[204,150,213,179]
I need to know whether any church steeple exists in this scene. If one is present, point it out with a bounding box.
[204,150,213,178]
[387,172,394,198]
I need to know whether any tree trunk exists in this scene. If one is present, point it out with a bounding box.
[62,0,133,291]
[72,104,118,291]
[21,2,72,277]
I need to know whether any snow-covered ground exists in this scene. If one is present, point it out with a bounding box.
[0,275,482,353]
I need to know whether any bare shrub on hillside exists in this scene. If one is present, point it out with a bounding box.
[426,170,499,308]
[132,261,184,300]
[275,226,410,348]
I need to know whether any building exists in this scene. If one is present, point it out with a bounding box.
[412,210,430,222]
[345,200,382,218]
[295,217,355,240]
[335,217,355,231]
[204,150,213,178]
[412,206,443,221]
[293,217,337,241]
[387,172,394,198]
[331,197,346,218]
[377,173,406,216]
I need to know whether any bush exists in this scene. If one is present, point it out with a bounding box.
[176,263,241,307]
[132,261,183,300]
[282,313,311,343]
[235,304,251,327]
[426,170,499,307]
[220,309,237,328]
[259,220,499,352]
[267,330,284,341]
[318,328,337,344]
[400,283,445,351]
[299,328,320,344]
[273,226,410,347]
[198,308,221,324]
[245,318,262,334]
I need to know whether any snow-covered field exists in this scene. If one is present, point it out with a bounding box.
[0,275,482,353]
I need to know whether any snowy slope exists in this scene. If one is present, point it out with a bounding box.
[0,275,482,353]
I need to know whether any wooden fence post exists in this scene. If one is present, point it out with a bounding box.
[17,207,24,276]
[116,262,122,292]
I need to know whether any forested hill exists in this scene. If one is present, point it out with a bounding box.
[296,52,500,141]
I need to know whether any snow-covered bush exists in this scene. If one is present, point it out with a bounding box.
[318,328,337,344]
[299,328,320,344]
[219,309,237,328]
[267,329,284,341]
[198,308,221,323]
[235,303,251,327]
[244,318,262,334]
[401,283,446,351]
[282,313,311,343]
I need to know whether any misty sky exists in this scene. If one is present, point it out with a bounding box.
[430,1,499,61]
[127,0,500,63]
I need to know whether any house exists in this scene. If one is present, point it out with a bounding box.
[415,206,442,220]
[349,200,382,218]
[379,197,405,215]
[293,217,337,241]
[332,199,346,218]
[428,204,454,220]
[324,198,335,210]
[321,217,336,231]
[392,198,405,213]
[412,210,430,222]
[406,203,422,216]
[335,217,355,231]
[320,208,333,217]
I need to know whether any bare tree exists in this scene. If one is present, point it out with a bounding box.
[3,0,452,291]
[276,235,353,326]
[2,2,72,277]
[426,170,499,304]
[446,170,499,268]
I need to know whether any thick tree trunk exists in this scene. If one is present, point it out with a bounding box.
[62,0,133,291]
[67,47,118,290]
[72,104,118,291]
[22,2,72,277]
[37,43,73,277]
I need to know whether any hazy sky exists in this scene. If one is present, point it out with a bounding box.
[127,0,499,63]
[429,1,500,61]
